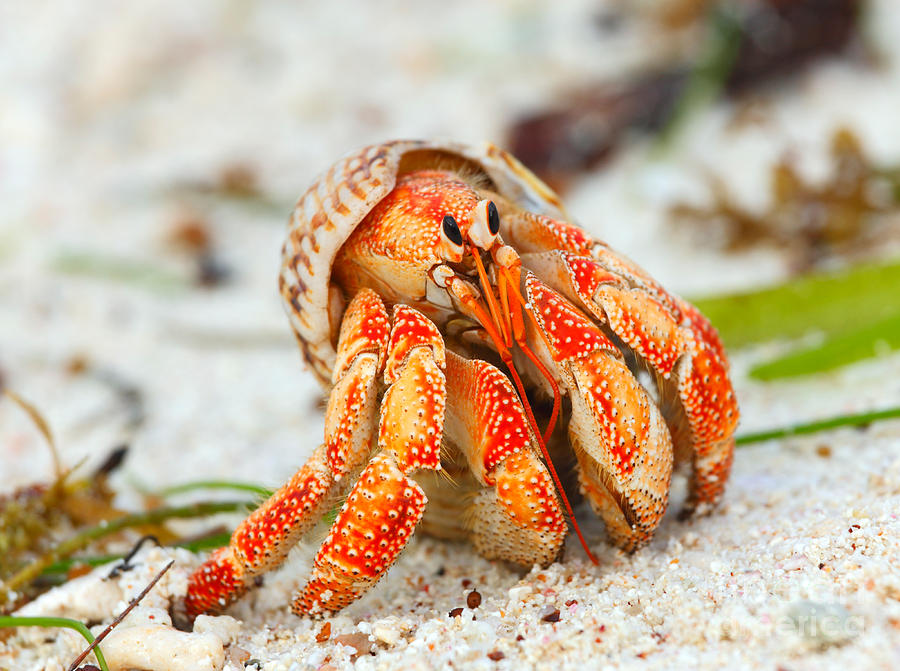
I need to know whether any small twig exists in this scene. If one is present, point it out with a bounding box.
[67,559,174,671]
[107,536,160,579]
[736,406,900,445]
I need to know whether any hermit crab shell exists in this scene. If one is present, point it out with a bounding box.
[280,140,568,387]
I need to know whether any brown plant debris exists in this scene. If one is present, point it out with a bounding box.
[671,127,900,271]
[508,0,862,187]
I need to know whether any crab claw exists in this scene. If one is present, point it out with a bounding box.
[522,248,738,512]
[523,273,674,550]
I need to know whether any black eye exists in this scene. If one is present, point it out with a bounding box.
[487,201,500,235]
[442,214,463,246]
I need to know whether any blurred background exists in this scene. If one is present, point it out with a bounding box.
[1,0,899,570]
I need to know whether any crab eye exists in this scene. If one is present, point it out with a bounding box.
[487,201,500,235]
[468,199,499,249]
[442,214,463,247]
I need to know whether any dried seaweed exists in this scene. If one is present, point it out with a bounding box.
[672,128,900,271]
[507,0,862,185]
[1,501,247,609]
[0,390,256,609]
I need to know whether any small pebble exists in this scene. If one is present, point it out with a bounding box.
[316,622,332,643]
[467,590,482,609]
[541,606,561,623]
[333,632,372,658]
[228,646,251,667]
[488,650,505,661]
[449,607,464,618]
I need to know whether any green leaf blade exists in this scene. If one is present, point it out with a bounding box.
[749,313,900,380]
[690,260,900,349]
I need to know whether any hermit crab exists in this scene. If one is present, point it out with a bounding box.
[185,140,738,618]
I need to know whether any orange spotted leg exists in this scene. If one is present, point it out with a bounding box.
[292,305,447,615]
[185,289,390,618]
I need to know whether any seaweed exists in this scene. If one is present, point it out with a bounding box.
[689,257,900,379]
[672,128,900,271]
[508,0,862,185]
[0,389,255,609]
[1,500,248,609]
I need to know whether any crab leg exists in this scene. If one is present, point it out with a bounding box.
[443,352,567,566]
[523,249,738,512]
[293,305,446,615]
[184,289,389,618]
[524,274,674,551]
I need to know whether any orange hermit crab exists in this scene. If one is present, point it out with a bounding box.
[185,140,738,618]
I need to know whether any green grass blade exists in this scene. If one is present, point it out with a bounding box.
[1,500,247,604]
[690,260,900,348]
[52,250,187,293]
[40,532,234,578]
[656,5,743,149]
[735,406,900,445]
[158,480,272,499]
[750,313,900,379]
[0,615,109,671]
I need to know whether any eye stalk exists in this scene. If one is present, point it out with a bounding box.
[469,199,500,249]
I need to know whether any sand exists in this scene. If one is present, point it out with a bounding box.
[2,1,899,669]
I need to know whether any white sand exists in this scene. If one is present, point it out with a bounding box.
[2,1,899,669]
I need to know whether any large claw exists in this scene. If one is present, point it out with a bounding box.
[184,444,338,618]
[524,274,674,550]
[185,290,392,619]
[524,248,738,511]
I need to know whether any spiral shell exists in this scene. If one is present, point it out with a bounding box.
[279,140,567,386]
